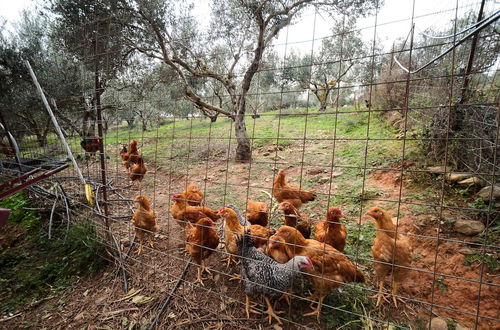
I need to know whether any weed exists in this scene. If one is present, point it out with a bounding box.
[434,276,448,291]
[468,198,488,210]
[0,194,106,313]
[462,252,499,272]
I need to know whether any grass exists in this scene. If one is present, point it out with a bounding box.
[0,193,106,314]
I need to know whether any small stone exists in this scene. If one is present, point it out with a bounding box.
[331,171,343,178]
[477,185,500,201]
[307,168,325,175]
[427,166,450,174]
[263,152,270,156]
[454,220,485,236]
[318,177,330,184]
[430,317,448,330]
[458,248,475,255]
[446,173,473,182]
[458,177,485,187]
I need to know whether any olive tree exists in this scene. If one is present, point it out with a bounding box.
[121,0,378,162]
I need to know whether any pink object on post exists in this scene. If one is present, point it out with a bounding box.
[0,208,11,231]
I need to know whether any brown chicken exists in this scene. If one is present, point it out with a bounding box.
[314,207,347,252]
[266,235,290,264]
[366,207,412,307]
[129,155,147,189]
[246,200,269,227]
[120,145,129,170]
[182,183,203,206]
[80,136,100,157]
[185,217,220,285]
[132,195,159,255]
[278,201,312,239]
[270,226,365,321]
[273,169,317,208]
[218,207,274,268]
[0,141,15,157]
[127,140,140,166]
[171,193,219,227]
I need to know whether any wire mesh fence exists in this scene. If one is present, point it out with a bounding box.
[0,0,499,329]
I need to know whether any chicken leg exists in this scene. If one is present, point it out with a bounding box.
[245,295,261,319]
[200,260,211,276]
[303,295,324,322]
[222,255,239,268]
[193,266,206,286]
[391,281,405,307]
[147,233,155,248]
[134,232,144,255]
[371,280,390,306]
[264,296,284,325]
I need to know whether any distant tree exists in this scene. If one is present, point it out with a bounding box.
[282,17,368,111]
[122,0,378,162]
[0,10,89,146]
[49,0,133,137]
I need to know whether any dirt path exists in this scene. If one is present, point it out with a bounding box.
[3,155,498,329]
[367,164,499,330]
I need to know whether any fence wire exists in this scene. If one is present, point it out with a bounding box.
[0,0,499,329]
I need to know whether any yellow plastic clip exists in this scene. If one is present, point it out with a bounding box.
[85,184,95,206]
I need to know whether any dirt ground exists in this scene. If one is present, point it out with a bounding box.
[1,150,499,329]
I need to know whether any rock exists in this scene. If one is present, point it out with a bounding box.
[430,317,448,330]
[445,173,473,182]
[458,177,485,187]
[318,177,330,184]
[477,185,500,201]
[454,220,485,236]
[458,248,475,255]
[331,171,343,178]
[427,166,450,174]
[307,168,325,175]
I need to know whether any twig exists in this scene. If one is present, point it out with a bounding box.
[147,260,191,330]
[0,313,21,322]
[48,187,59,239]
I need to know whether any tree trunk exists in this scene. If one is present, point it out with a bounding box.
[141,119,147,131]
[126,118,135,128]
[234,112,251,163]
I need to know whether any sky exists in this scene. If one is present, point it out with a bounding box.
[1,0,496,54]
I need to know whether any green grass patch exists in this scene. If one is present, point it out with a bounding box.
[0,194,106,314]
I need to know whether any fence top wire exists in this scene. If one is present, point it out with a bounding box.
[1,0,499,329]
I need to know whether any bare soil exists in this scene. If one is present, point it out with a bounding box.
[1,154,498,329]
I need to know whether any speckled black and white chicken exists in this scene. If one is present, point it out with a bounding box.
[236,230,313,324]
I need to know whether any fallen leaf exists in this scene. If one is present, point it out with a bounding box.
[113,288,142,303]
[74,312,85,321]
[131,295,153,305]
[83,289,89,297]
[167,312,176,319]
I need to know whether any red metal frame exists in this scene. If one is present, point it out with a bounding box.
[0,163,69,200]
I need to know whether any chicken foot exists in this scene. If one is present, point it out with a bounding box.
[391,282,406,307]
[193,266,207,286]
[229,273,242,281]
[245,295,261,319]
[134,234,144,255]
[147,234,155,248]
[303,295,324,323]
[221,255,239,268]
[370,281,390,307]
[264,296,284,325]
